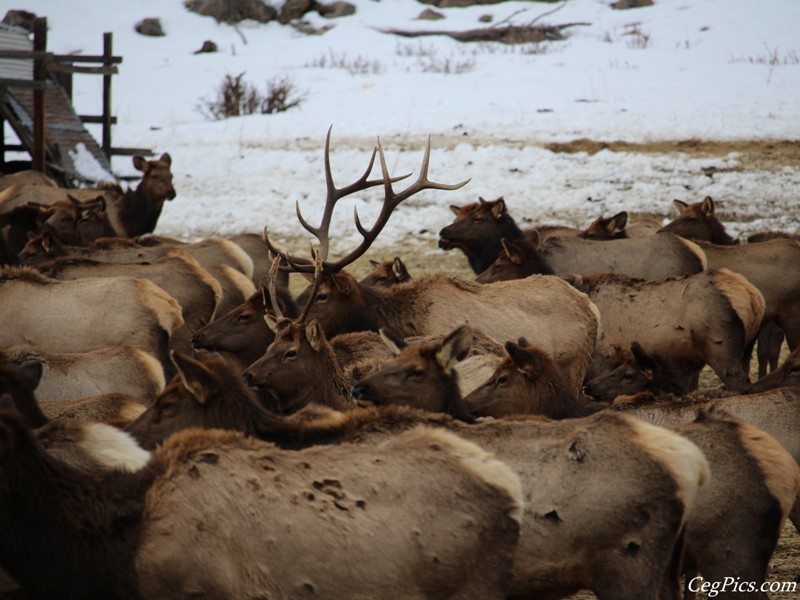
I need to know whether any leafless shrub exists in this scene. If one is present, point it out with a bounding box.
[198,72,306,120]
[729,46,800,66]
[395,41,437,58]
[305,50,383,75]
[414,55,476,74]
[624,25,650,49]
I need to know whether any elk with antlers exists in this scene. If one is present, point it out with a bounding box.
[262,130,600,395]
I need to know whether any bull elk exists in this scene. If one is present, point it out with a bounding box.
[126,352,708,600]
[262,131,600,394]
[2,399,525,600]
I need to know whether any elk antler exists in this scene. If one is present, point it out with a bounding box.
[266,255,285,321]
[264,128,470,273]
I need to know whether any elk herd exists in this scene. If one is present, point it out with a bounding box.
[0,130,799,599]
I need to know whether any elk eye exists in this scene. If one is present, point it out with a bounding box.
[622,374,634,382]
[237,314,250,322]
[497,375,508,385]
[315,293,328,303]
[409,369,424,378]
[283,350,297,360]
[155,402,177,422]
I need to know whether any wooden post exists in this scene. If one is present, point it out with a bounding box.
[101,32,112,159]
[32,17,47,172]
[0,113,5,171]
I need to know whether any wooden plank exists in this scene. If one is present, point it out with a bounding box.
[79,115,117,125]
[110,147,154,157]
[31,17,46,173]
[102,32,112,158]
[0,79,49,89]
[50,54,123,64]
[49,63,118,76]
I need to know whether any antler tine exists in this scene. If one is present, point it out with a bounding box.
[268,127,409,272]
[331,137,470,271]
[297,248,325,324]
[266,255,286,321]
[263,227,315,273]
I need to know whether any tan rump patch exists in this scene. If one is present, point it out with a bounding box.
[736,421,800,519]
[387,426,524,525]
[625,416,710,522]
[711,268,766,342]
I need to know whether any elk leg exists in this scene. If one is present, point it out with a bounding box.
[755,322,784,378]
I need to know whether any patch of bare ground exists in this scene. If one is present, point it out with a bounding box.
[545,138,800,172]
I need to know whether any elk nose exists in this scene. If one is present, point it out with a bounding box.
[581,385,594,399]
[350,382,372,401]
[242,371,254,387]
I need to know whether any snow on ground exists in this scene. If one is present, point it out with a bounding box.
[15,0,800,252]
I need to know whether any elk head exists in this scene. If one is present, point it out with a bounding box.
[263,128,468,337]
[476,232,553,283]
[657,196,737,245]
[464,338,590,419]
[125,351,265,450]
[361,256,411,287]
[582,341,692,403]
[190,284,297,368]
[133,152,176,203]
[438,197,524,275]
[350,325,475,421]
[578,211,628,240]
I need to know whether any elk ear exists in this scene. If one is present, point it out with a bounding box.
[630,342,658,380]
[17,360,43,389]
[491,198,506,220]
[505,341,541,378]
[435,325,473,372]
[672,199,689,214]
[449,204,461,216]
[159,152,172,166]
[305,320,324,352]
[0,393,15,412]
[132,155,149,173]
[171,351,216,405]
[560,273,583,288]
[527,229,541,251]
[500,238,521,265]
[701,196,715,217]
[392,257,410,282]
[611,211,628,233]
[331,272,355,296]
[379,327,406,356]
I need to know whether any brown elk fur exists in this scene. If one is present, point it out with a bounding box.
[40,252,222,355]
[693,238,800,350]
[123,353,708,600]
[0,344,165,403]
[0,266,183,376]
[2,406,525,600]
[369,336,798,596]
[477,230,707,283]
[464,338,593,419]
[244,318,360,413]
[295,271,600,395]
[0,154,176,238]
[658,197,738,245]
[190,285,298,368]
[578,211,661,240]
[567,269,765,391]
[613,388,800,536]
